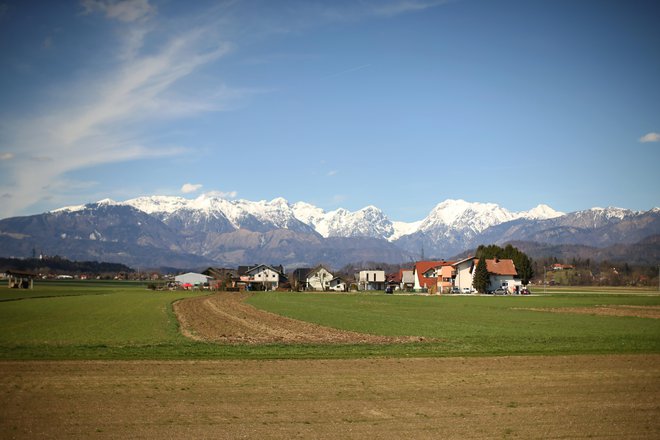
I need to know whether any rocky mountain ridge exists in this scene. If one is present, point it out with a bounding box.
[1,196,657,269]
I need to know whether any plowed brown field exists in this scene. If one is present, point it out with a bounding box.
[174,291,425,344]
[1,355,659,439]
[519,305,660,319]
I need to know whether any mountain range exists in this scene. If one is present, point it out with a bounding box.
[0,195,658,269]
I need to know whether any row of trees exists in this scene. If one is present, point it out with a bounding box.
[0,256,132,277]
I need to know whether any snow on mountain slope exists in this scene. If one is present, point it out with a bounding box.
[54,195,567,240]
[417,199,565,235]
[519,204,564,220]
[418,199,517,234]
[294,203,394,239]
[390,220,423,241]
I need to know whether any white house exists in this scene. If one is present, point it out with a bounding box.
[174,272,212,286]
[453,257,476,292]
[245,264,283,291]
[357,270,385,291]
[328,276,348,292]
[452,257,521,293]
[306,265,333,291]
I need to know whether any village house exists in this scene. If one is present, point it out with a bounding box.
[387,269,415,292]
[328,276,348,292]
[357,270,386,291]
[552,263,575,271]
[242,264,286,291]
[412,260,454,292]
[202,267,240,290]
[452,257,521,293]
[306,265,333,291]
[436,264,456,293]
[289,267,312,291]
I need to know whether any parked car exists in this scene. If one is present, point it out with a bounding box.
[520,288,531,295]
[385,286,394,294]
[462,287,472,294]
[450,287,461,294]
[493,288,507,295]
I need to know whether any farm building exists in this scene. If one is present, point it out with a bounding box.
[5,270,37,289]
[174,272,212,287]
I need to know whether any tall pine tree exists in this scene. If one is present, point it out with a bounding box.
[472,257,490,293]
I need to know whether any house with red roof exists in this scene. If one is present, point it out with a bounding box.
[387,269,415,292]
[412,260,455,292]
[452,257,521,294]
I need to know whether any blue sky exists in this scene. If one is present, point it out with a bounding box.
[1,0,659,222]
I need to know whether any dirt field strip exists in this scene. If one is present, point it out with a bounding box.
[517,305,660,319]
[174,292,425,344]
[1,355,658,439]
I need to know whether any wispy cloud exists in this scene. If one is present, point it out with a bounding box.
[0,4,233,218]
[639,132,660,143]
[327,170,338,177]
[80,0,156,23]
[181,183,203,194]
[370,0,450,16]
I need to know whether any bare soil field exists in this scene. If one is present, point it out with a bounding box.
[1,355,659,439]
[174,291,424,344]
[519,305,660,319]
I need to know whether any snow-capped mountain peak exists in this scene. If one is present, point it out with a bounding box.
[419,199,517,233]
[519,204,564,220]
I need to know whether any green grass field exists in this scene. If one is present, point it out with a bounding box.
[0,282,658,360]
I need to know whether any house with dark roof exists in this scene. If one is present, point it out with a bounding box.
[243,264,286,291]
[289,267,312,291]
[386,269,415,292]
[328,276,348,292]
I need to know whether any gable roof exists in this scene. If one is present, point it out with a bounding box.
[307,265,332,278]
[473,258,518,276]
[245,264,283,275]
[414,260,448,287]
[452,256,476,267]
[290,267,312,282]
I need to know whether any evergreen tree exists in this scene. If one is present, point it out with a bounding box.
[475,243,534,285]
[472,257,490,293]
[516,253,534,285]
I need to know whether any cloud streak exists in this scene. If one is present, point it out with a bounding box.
[0,4,232,218]
[80,0,156,23]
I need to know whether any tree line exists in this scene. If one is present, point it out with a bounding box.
[0,256,133,276]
